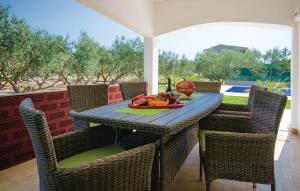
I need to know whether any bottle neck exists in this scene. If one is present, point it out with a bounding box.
[166,78,172,92]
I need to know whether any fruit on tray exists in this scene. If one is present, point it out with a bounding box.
[175,92,191,100]
[131,93,177,107]
[159,92,177,104]
[132,94,147,106]
[148,98,169,106]
[176,79,195,96]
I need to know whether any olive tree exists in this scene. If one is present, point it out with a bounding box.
[0,5,36,92]
[194,49,244,82]
[26,31,70,90]
[89,36,144,84]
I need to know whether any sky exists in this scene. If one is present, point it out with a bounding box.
[0,0,292,60]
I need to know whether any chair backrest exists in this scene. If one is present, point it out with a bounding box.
[19,98,57,190]
[193,81,222,93]
[251,90,287,134]
[247,85,267,108]
[67,84,108,112]
[119,82,147,100]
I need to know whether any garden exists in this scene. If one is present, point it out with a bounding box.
[0,5,291,97]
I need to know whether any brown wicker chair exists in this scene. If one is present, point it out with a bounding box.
[215,85,267,116]
[19,98,156,191]
[67,84,109,130]
[119,81,199,190]
[198,90,287,191]
[193,81,222,93]
[67,84,108,112]
[119,124,198,191]
[157,124,198,190]
[119,82,147,100]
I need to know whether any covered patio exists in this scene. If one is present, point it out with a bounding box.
[1,0,300,191]
[78,0,300,134]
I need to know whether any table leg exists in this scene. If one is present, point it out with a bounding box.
[160,136,165,191]
[114,127,119,144]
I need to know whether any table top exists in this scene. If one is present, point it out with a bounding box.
[71,93,223,135]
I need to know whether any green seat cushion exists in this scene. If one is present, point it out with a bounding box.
[89,122,101,127]
[58,144,125,168]
[198,130,219,152]
[198,130,207,152]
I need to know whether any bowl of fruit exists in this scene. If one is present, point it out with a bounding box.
[129,93,183,109]
[176,79,195,97]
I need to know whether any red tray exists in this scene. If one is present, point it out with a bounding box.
[128,101,183,109]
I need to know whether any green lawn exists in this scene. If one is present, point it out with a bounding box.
[223,95,290,109]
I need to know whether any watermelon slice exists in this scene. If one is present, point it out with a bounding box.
[132,94,147,106]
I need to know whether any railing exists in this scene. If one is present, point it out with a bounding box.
[0,85,123,170]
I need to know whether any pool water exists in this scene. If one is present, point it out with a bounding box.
[226,86,291,96]
[225,86,250,93]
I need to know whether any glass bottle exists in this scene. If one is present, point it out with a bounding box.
[166,78,172,93]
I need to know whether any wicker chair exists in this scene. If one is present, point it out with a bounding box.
[67,84,109,112]
[215,85,267,116]
[119,82,147,100]
[198,90,287,191]
[193,81,222,93]
[119,124,198,191]
[19,98,156,191]
[157,124,198,190]
[67,84,109,130]
[119,81,199,190]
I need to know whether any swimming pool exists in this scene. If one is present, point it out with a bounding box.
[226,86,291,96]
[225,86,250,93]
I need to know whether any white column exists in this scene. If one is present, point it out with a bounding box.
[291,22,300,132]
[144,37,159,95]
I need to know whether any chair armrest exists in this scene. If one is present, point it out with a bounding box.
[214,110,250,116]
[217,103,249,112]
[53,126,115,161]
[54,143,156,191]
[204,131,276,168]
[205,131,276,164]
[199,114,252,133]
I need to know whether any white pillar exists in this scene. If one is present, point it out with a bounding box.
[291,22,300,132]
[144,37,159,95]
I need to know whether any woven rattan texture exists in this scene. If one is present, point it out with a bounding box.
[67,84,109,112]
[216,85,267,115]
[193,81,222,93]
[198,90,287,191]
[0,91,73,170]
[157,124,198,190]
[19,98,156,191]
[0,86,124,170]
[119,82,147,100]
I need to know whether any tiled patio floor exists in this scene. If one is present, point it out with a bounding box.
[0,111,299,191]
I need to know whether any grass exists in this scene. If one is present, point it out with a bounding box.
[223,95,290,110]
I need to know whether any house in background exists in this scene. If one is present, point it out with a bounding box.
[205,44,249,53]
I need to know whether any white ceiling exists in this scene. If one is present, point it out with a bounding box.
[78,0,298,37]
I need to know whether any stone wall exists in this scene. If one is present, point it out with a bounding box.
[0,85,123,170]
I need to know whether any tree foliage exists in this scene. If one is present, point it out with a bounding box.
[0,5,291,93]
[159,51,197,84]
[0,6,144,92]
[263,47,291,81]
[194,48,290,83]
[194,49,244,82]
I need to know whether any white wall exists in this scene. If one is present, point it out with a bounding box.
[153,0,298,36]
[291,22,300,131]
[144,37,159,94]
[78,0,154,37]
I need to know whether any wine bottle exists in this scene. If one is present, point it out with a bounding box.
[166,78,172,93]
